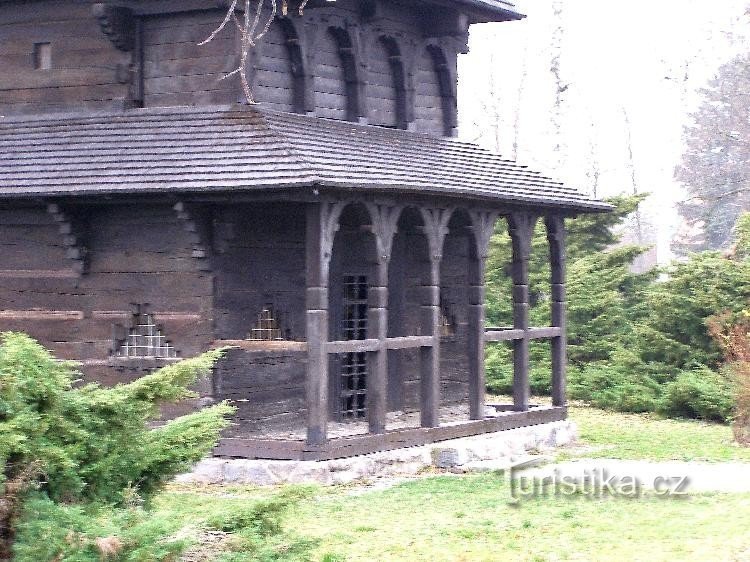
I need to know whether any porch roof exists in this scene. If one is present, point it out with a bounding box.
[0,105,611,212]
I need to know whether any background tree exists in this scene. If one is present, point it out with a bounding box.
[674,52,750,254]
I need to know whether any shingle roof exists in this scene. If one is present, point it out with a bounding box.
[0,105,610,212]
[450,0,524,21]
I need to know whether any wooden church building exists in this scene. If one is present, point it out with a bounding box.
[0,0,609,460]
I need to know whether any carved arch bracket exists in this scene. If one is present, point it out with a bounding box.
[508,211,539,261]
[318,198,348,283]
[47,204,88,275]
[468,209,500,260]
[92,3,136,52]
[545,214,567,284]
[419,206,453,262]
[365,202,402,263]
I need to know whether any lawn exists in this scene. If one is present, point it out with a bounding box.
[568,405,750,462]
[159,477,750,562]
[149,407,750,561]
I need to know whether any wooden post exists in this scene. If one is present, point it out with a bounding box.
[467,210,497,420]
[420,259,441,428]
[365,203,401,435]
[305,200,344,445]
[546,215,567,407]
[419,207,452,428]
[367,261,389,434]
[508,212,537,412]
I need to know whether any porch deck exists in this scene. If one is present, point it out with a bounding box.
[214,404,566,461]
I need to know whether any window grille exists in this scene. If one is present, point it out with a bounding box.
[339,275,369,419]
[115,313,177,359]
[341,275,368,340]
[248,306,283,341]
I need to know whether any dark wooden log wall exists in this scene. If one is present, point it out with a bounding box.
[142,9,238,107]
[214,347,307,435]
[0,204,214,388]
[0,0,131,115]
[212,203,307,341]
[253,19,300,113]
[1,1,462,136]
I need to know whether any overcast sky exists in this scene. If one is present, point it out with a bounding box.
[458,0,750,262]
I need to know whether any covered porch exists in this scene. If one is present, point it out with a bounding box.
[214,195,570,461]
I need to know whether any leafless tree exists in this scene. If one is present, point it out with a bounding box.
[200,0,311,103]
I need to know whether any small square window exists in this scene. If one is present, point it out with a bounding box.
[33,43,52,70]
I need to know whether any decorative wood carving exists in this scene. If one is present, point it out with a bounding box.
[468,209,500,260]
[92,3,136,52]
[365,202,402,263]
[173,202,212,271]
[319,198,348,282]
[545,214,567,282]
[508,211,538,265]
[46,203,88,275]
[419,206,453,262]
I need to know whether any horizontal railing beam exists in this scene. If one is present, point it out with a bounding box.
[326,339,380,353]
[528,327,562,339]
[485,327,563,342]
[386,335,435,350]
[484,329,524,342]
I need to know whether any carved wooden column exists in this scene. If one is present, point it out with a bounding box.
[508,212,538,411]
[419,207,452,428]
[305,200,345,445]
[546,215,568,407]
[366,203,401,435]
[467,210,498,420]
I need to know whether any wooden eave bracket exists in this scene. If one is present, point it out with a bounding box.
[92,3,136,52]
[46,203,88,275]
[174,202,213,271]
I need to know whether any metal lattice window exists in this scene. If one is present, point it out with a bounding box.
[115,313,177,359]
[340,351,368,419]
[248,306,283,341]
[339,275,369,419]
[341,275,368,340]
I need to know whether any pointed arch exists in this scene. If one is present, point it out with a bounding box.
[314,26,362,122]
[415,43,457,136]
[255,17,307,113]
[368,36,408,129]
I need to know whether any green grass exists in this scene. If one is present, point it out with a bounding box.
[144,407,750,561]
[567,405,750,462]
[157,477,750,562]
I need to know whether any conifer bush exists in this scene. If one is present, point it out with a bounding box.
[0,332,234,560]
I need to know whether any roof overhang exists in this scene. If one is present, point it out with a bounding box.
[0,105,611,213]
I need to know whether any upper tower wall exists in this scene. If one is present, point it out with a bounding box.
[0,0,522,136]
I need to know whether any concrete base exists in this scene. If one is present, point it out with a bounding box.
[176,420,577,486]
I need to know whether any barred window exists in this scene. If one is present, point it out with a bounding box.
[115,312,177,359]
[248,306,283,341]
